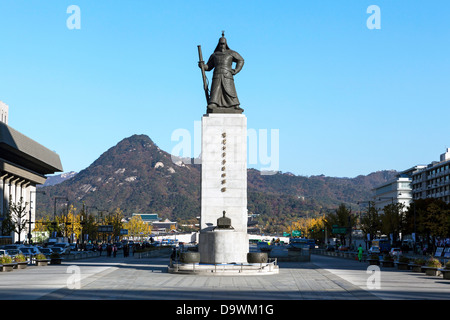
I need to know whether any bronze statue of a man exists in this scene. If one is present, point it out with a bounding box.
[198,33,244,114]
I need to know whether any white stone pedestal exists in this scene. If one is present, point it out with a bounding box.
[198,113,249,264]
[199,230,248,264]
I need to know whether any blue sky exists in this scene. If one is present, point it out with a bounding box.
[1,0,449,178]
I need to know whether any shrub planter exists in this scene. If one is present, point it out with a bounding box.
[439,269,450,280]
[50,253,63,265]
[423,267,441,277]
[367,259,380,266]
[381,260,394,267]
[424,258,442,276]
[35,259,50,266]
[395,262,409,270]
[50,258,63,265]
[409,263,423,272]
[15,261,28,269]
[1,263,17,272]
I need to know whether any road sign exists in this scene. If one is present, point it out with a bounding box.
[292,230,301,237]
[332,226,347,234]
[98,225,113,233]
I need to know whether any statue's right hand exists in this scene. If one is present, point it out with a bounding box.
[198,62,205,69]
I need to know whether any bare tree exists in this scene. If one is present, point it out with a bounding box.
[8,195,29,243]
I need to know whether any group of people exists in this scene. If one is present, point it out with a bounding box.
[98,243,134,258]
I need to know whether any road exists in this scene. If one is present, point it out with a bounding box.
[311,254,450,300]
[0,253,449,301]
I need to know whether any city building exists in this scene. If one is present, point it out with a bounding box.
[0,101,8,124]
[372,166,426,211]
[152,219,177,234]
[131,213,161,224]
[412,148,450,203]
[373,148,450,210]
[247,213,261,234]
[0,100,63,243]
[129,213,177,234]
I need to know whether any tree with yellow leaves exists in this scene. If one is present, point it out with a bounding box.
[287,216,326,240]
[124,215,151,240]
[34,215,52,232]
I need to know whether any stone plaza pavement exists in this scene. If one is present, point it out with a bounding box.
[0,253,449,301]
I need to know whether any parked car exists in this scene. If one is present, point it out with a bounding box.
[0,249,10,256]
[27,246,41,254]
[5,249,20,258]
[3,244,24,251]
[389,248,402,257]
[50,247,65,255]
[51,243,71,255]
[39,247,53,257]
[19,247,41,258]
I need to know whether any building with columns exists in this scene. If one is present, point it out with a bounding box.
[0,100,63,243]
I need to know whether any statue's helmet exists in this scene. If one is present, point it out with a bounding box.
[214,31,230,52]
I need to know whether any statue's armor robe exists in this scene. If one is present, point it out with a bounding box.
[205,50,244,108]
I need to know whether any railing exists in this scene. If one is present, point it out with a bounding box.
[135,247,172,259]
[170,256,278,273]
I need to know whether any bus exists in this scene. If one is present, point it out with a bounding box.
[290,238,316,249]
[371,238,391,254]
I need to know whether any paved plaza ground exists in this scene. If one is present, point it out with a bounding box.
[0,252,448,316]
[1,253,449,300]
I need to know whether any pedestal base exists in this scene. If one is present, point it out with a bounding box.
[199,229,249,264]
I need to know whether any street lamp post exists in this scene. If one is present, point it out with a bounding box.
[28,190,46,244]
[357,200,373,250]
[53,196,68,237]
[54,196,69,220]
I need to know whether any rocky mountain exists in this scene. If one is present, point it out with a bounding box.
[37,134,201,220]
[36,134,398,224]
[39,171,78,187]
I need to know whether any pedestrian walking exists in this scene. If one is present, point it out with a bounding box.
[358,244,363,262]
[107,244,112,257]
[98,244,103,256]
[113,244,117,257]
